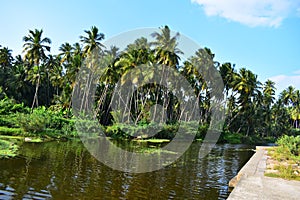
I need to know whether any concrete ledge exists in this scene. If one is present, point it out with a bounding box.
[229,147,268,188]
[227,146,300,200]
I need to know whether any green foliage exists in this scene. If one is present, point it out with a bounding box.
[276,135,300,156]
[0,97,29,115]
[0,139,9,149]
[105,121,208,140]
[0,139,19,158]
[1,26,300,143]
[0,97,29,128]
[221,131,242,144]
[0,115,17,128]
[290,128,300,136]
[0,127,22,136]
[266,146,300,180]
[17,107,49,134]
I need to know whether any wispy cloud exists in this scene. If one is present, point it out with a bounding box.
[192,0,300,27]
[268,74,300,94]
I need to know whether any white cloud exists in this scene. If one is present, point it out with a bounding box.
[268,74,300,94]
[293,69,300,75]
[192,0,299,27]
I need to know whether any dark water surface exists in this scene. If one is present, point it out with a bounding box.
[0,140,254,199]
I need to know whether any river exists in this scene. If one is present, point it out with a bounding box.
[0,140,254,199]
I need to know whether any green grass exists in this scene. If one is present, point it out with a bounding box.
[265,165,300,181]
[0,139,19,158]
[0,126,22,136]
[266,146,300,181]
[134,139,170,143]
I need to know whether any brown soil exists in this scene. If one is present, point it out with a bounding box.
[265,149,300,177]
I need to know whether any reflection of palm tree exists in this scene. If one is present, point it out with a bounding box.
[23,29,51,110]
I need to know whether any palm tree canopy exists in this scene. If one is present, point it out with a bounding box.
[23,29,51,66]
[80,26,105,55]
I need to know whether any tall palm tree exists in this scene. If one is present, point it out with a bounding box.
[58,42,73,63]
[281,86,296,106]
[0,46,13,68]
[73,42,82,57]
[23,29,51,109]
[150,26,183,122]
[280,86,300,128]
[263,80,276,106]
[219,62,236,96]
[79,26,105,56]
[232,68,260,135]
[151,25,182,67]
[0,46,14,94]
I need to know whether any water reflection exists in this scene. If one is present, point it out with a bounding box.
[0,140,253,199]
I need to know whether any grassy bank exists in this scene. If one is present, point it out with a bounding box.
[0,136,21,158]
[265,135,300,181]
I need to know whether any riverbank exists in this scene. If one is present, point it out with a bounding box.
[228,146,300,200]
[0,136,44,158]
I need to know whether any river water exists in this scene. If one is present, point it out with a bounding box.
[0,140,254,199]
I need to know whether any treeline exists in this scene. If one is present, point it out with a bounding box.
[0,25,299,142]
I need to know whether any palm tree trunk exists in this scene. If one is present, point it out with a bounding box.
[31,75,40,111]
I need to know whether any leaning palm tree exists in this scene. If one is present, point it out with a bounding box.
[232,68,260,136]
[79,26,105,56]
[23,29,51,110]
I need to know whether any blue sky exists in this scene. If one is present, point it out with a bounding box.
[1,0,300,93]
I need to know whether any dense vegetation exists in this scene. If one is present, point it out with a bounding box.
[266,135,300,180]
[0,25,299,144]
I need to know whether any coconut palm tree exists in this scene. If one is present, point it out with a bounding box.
[151,25,182,67]
[23,29,51,109]
[0,46,13,68]
[263,80,276,105]
[80,26,105,56]
[0,46,14,94]
[232,68,260,135]
[58,42,73,63]
[281,86,296,106]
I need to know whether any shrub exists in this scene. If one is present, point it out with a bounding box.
[0,139,19,158]
[17,107,49,134]
[0,97,29,115]
[222,131,243,144]
[276,135,300,156]
[0,127,22,136]
[0,115,18,128]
